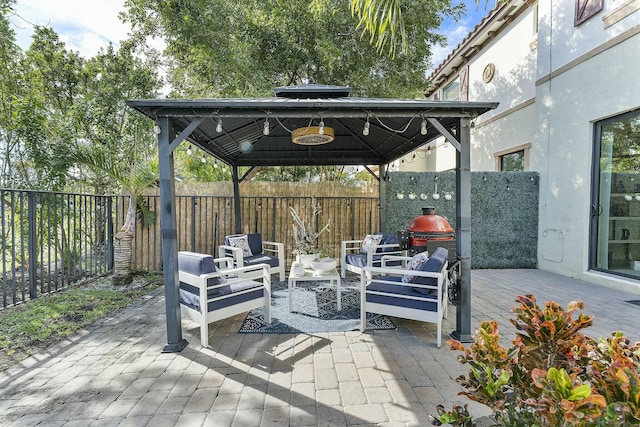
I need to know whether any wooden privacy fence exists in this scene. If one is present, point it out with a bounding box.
[122,195,381,272]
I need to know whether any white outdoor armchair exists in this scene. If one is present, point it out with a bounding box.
[178,251,271,348]
[340,232,404,278]
[218,233,285,281]
[361,247,449,347]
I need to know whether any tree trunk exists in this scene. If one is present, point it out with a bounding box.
[112,195,136,286]
[113,230,134,286]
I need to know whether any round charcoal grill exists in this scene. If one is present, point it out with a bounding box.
[398,207,455,259]
[408,207,454,250]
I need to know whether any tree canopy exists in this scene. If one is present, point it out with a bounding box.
[1,5,162,192]
[122,0,463,98]
[1,0,478,190]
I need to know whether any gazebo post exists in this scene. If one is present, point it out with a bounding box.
[157,116,188,352]
[379,163,387,231]
[451,117,473,342]
[232,165,242,234]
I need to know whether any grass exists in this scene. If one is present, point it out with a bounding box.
[0,274,162,371]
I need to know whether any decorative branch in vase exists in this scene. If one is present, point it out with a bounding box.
[289,198,331,267]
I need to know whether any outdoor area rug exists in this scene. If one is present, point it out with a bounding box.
[238,277,396,334]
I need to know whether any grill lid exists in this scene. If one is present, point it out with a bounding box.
[407,207,454,234]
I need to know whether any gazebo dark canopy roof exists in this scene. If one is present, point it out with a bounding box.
[126,85,498,353]
[127,84,497,167]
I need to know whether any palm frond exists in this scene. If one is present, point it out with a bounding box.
[350,0,406,57]
[70,147,158,196]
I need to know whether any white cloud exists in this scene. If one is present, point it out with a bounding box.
[429,22,474,72]
[12,0,129,57]
[427,1,489,75]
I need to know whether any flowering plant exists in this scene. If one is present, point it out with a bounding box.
[289,198,331,255]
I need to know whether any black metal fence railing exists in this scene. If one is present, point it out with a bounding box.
[2,190,380,308]
[1,189,114,308]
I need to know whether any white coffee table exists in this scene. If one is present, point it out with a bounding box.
[288,263,341,313]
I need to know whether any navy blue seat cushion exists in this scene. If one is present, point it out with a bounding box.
[413,247,448,294]
[345,253,401,269]
[243,253,279,268]
[178,251,263,313]
[366,276,438,312]
[345,253,368,268]
[179,280,264,312]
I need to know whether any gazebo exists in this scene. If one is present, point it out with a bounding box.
[127,84,498,352]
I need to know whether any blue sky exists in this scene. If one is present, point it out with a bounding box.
[10,0,493,71]
[430,0,495,72]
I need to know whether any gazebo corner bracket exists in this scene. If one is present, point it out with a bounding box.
[169,117,204,152]
[427,118,462,151]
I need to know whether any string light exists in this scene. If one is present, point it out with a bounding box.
[318,119,325,135]
[263,118,270,136]
[216,118,223,133]
[420,117,427,135]
[362,115,370,136]
[201,155,206,163]
[186,145,192,155]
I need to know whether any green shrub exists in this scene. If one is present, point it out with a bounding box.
[432,294,640,426]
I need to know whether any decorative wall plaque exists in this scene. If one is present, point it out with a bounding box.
[482,63,495,83]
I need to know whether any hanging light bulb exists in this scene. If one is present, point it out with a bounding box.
[201,155,206,163]
[213,160,218,169]
[263,118,270,136]
[318,119,325,135]
[216,118,223,133]
[186,145,192,155]
[420,118,427,135]
[362,119,370,136]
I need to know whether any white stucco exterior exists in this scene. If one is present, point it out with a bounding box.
[536,3,640,291]
[420,0,640,293]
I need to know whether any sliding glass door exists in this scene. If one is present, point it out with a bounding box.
[591,110,640,278]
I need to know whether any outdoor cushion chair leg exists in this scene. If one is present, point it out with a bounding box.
[360,273,367,332]
[201,323,210,348]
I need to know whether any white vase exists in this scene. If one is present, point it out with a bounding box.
[297,253,318,269]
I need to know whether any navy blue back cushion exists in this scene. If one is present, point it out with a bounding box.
[377,232,399,253]
[413,247,448,293]
[247,233,263,256]
[178,251,217,276]
[178,251,220,309]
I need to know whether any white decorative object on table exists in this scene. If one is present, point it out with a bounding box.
[311,257,337,274]
[292,262,305,276]
[298,253,318,269]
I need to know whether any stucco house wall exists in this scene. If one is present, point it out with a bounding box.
[420,0,640,294]
[535,2,640,291]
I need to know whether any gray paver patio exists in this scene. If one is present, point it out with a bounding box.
[1,269,639,426]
